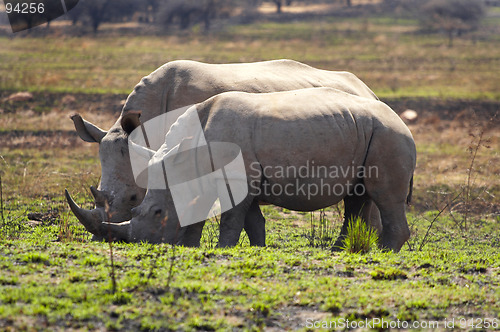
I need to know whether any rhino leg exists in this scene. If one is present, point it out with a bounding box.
[180,222,205,247]
[243,199,266,247]
[362,143,414,252]
[368,202,383,236]
[218,195,254,248]
[333,192,376,251]
[364,192,410,252]
[373,204,409,251]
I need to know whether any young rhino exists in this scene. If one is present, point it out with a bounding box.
[86,87,416,252]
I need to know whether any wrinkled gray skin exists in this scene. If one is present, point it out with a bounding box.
[66,59,382,245]
[77,88,416,252]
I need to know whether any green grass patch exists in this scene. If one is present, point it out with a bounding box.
[341,216,379,254]
[0,199,498,330]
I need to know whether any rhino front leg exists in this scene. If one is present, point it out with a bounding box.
[218,195,254,248]
[244,199,266,247]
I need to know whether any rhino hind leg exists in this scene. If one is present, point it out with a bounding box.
[243,199,266,247]
[364,184,411,252]
[333,192,376,251]
[362,143,414,252]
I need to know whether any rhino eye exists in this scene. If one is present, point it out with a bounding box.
[130,194,137,202]
[154,209,162,216]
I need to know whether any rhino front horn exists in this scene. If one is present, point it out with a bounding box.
[65,189,131,242]
[65,189,104,236]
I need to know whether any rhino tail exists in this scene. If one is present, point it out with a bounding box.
[406,175,413,205]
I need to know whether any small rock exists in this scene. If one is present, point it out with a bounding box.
[20,110,35,117]
[400,109,418,123]
[24,220,42,227]
[61,95,76,105]
[4,91,34,102]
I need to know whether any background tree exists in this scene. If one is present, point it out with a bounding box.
[82,0,111,33]
[71,0,140,33]
[273,0,282,13]
[420,0,485,46]
[67,2,86,26]
[143,0,160,23]
[157,0,234,31]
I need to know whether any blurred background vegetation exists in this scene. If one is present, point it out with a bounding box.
[1,0,499,100]
[0,0,493,36]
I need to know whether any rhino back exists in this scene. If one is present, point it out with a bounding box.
[122,60,377,124]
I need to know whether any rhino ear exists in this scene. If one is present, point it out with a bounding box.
[70,113,107,143]
[129,140,155,160]
[172,137,195,165]
[121,111,142,135]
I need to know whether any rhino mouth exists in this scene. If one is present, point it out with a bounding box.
[65,189,131,242]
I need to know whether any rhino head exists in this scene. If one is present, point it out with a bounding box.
[65,112,147,231]
[66,131,193,244]
[65,71,174,229]
[65,186,183,244]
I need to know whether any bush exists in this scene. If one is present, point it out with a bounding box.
[419,0,485,46]
[341,216,378,254]
[157,0,235,31]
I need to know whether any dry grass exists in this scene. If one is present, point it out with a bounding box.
[0,13,499,99]
[0,109,116,133]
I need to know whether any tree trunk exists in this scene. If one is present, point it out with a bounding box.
[274,0,282,13]
[180,13,190,30]
[448,29,454,48]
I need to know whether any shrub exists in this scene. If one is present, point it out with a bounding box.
[419,0,485,46]
[341,216,378,254]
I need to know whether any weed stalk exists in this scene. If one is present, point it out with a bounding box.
[166,243,176,292]
[0,173,4,225]
[418,190,462,251]
[307,209,336,249]
[105,201,117,294]
[463,129,484,231]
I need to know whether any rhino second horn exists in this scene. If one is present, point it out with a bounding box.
[90,186,106,207]
[65,189,104,236]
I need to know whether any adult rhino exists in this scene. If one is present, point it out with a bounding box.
[75,88,416,252]
[66,59,381,243]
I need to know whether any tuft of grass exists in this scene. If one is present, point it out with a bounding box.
[341,216,379,254]
[111,292,132,305]
[21,252,50,265]
[370,268,408,280]
[306,209,338,249]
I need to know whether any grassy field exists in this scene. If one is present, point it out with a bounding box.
[1,15,500,99]
[0,10,499,331]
